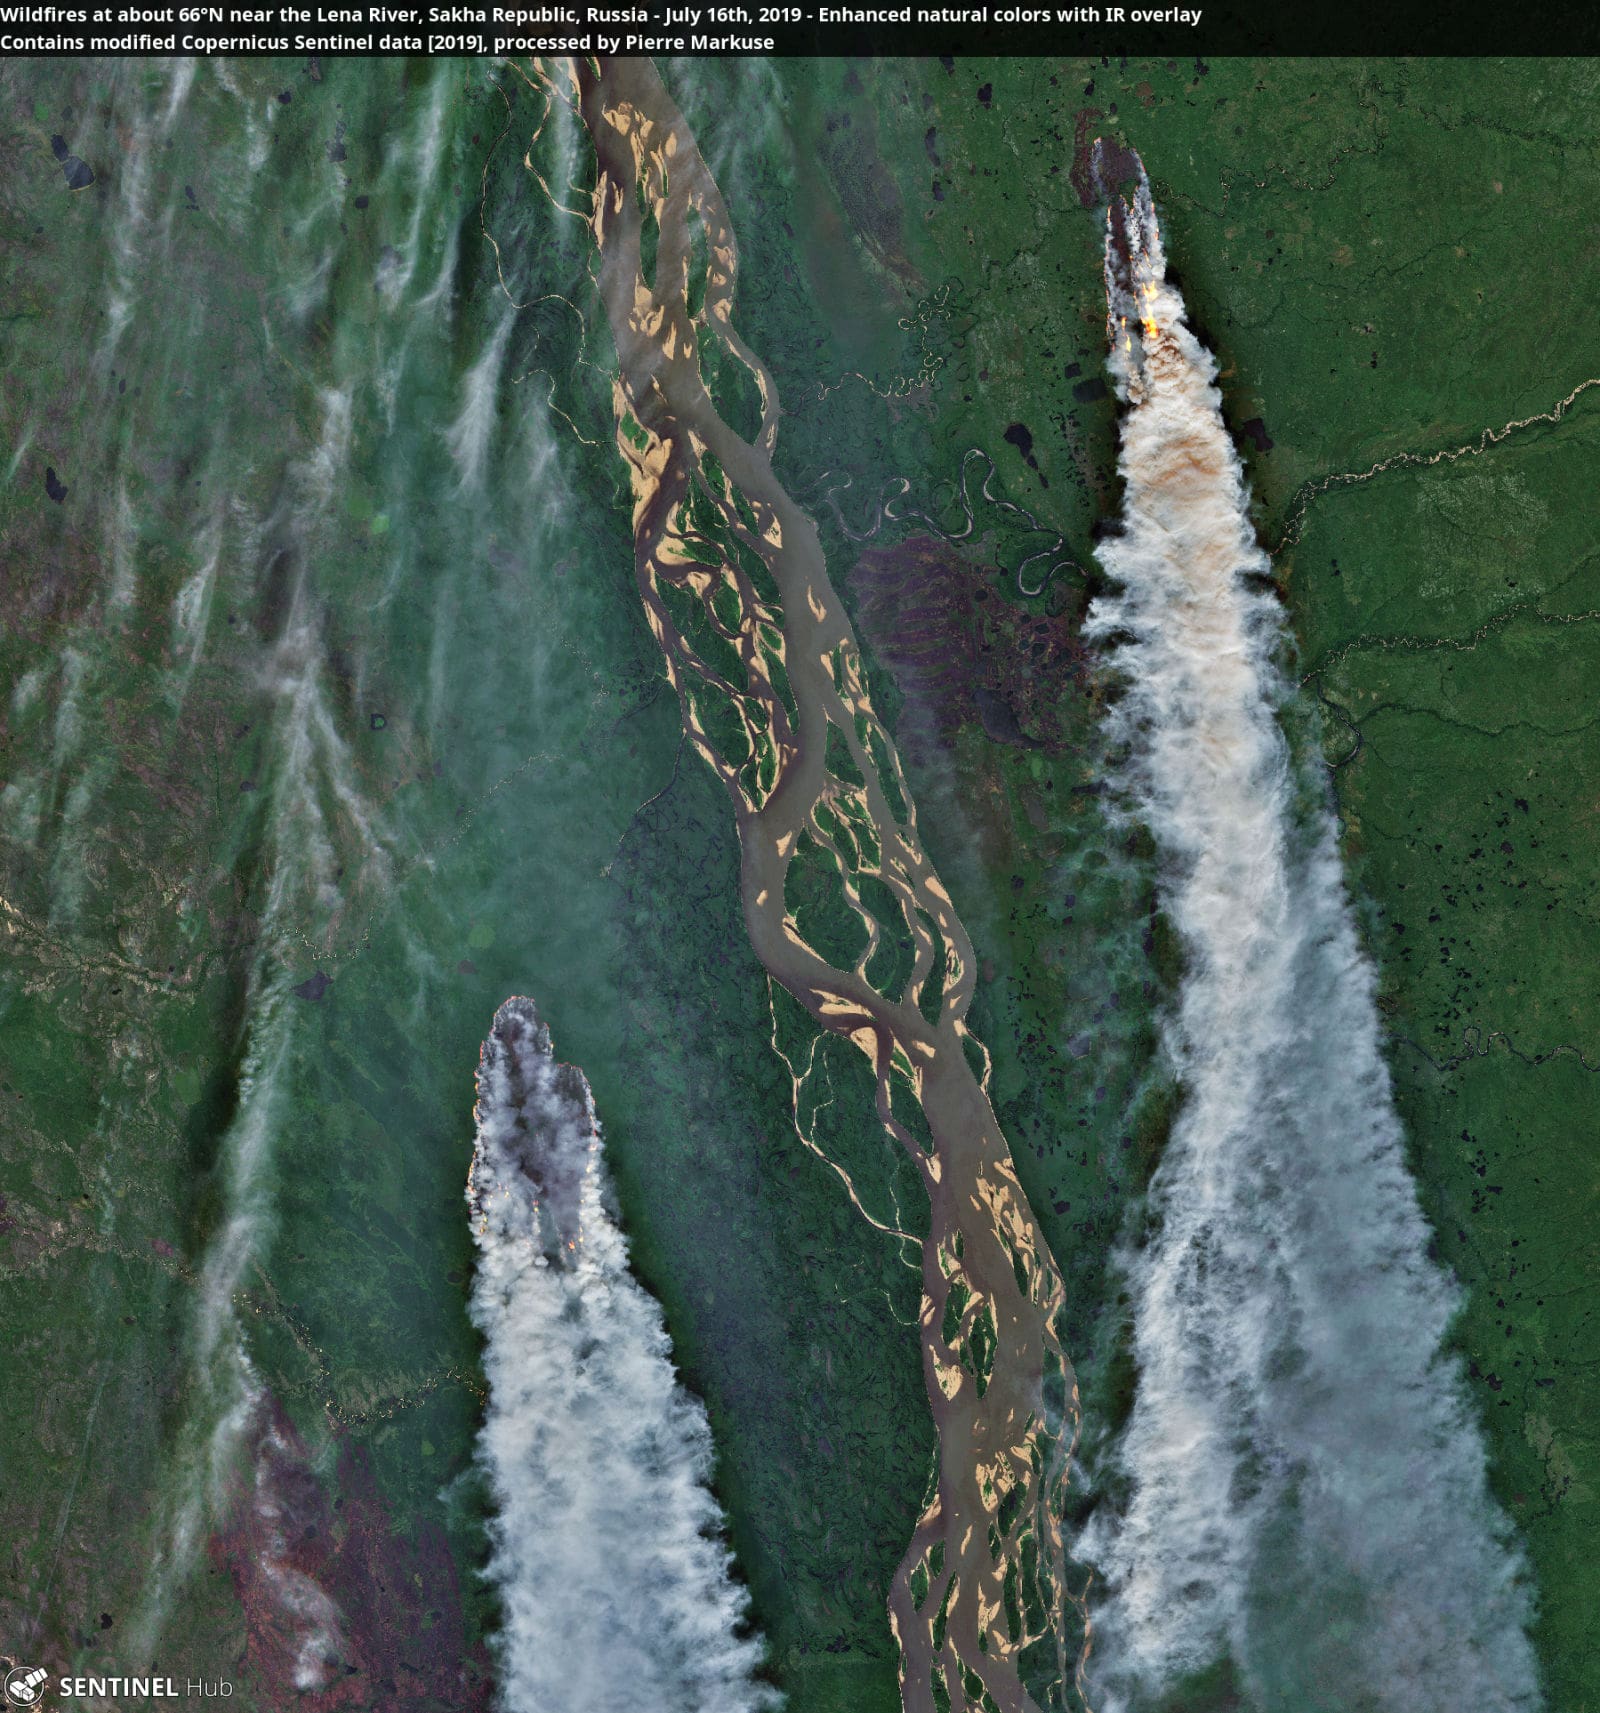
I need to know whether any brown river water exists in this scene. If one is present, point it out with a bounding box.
[536,55,1086,1713]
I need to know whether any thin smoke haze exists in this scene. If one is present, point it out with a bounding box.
[467,996,780,1713]
[1076,149,1541,1712]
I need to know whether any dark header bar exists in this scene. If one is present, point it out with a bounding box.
[0,0,1596,56]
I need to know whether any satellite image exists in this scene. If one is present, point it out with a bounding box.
[1,44,1597,1713]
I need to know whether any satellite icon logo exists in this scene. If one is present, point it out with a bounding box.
[3,1667,47,1707]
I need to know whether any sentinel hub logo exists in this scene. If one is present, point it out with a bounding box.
[3,1671,233,1704]
[58,1682,231,1700]
[5,1668,47,1707]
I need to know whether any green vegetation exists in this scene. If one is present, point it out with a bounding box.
[1294,430,1600,1707]
[3,46,1597,1713]
[683,51,1600,1710]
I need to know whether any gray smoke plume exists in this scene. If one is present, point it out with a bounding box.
[467,996,780,1713]
[1075,154,1542,1713]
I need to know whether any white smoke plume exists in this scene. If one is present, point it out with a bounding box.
[467,997,780,1713]
[1075,152,1542,1713]
[446,307,515,490]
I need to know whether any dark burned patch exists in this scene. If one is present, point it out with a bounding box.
[1089,135,1145,208]
[1068,109,1105,209]
[1237,416,1275,453]
[209,1393,492,1712]
[816,104,920,289]
[848,534,1091,763]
